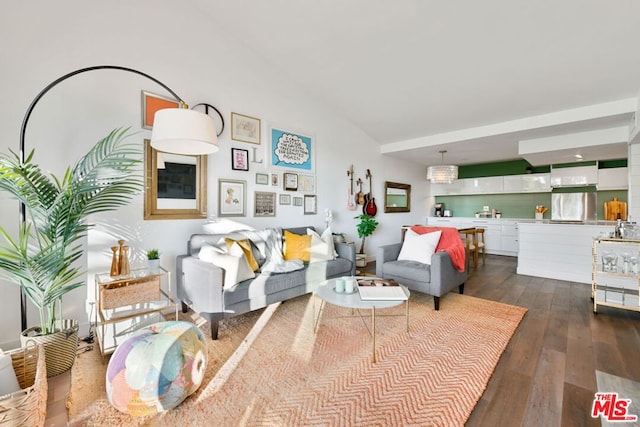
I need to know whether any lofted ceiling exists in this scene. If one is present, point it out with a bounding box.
[193,0,640,168]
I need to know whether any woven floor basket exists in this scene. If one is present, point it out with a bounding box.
[0,344,47,427]
[21,319,79,377]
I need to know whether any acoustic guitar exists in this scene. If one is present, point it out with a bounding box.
[363,169,377,216]
[347,165,357,211]
[356,178,365,205]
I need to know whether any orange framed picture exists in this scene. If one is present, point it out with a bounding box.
[141,91,180,129]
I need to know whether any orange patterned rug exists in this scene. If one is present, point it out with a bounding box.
[67,292,526,426]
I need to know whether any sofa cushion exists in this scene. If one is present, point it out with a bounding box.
[198,242,255,289]
[307,227,337,262]
[398,229,441,265]
[283,230,311,261]
[225,238,260,271]
[382,260,432,284]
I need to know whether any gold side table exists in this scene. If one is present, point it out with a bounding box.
[94,267,178,357]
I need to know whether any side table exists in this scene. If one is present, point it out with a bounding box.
[94,267,178,357]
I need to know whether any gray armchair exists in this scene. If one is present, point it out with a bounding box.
[376,243,467,310]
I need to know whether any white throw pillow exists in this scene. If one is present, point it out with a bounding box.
[307,228,337,262]
[198,242,255,288]
[202,219,255,234]
[397,229,442,265]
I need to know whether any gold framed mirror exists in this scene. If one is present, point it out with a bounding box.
[144,139,207,220]
[384,181,411,213]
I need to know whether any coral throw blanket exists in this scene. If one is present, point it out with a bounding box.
[410,226,466,272]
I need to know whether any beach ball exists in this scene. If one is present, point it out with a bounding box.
[106,321,207,416]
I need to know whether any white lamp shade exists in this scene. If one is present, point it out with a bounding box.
[150,108,219,155]
[427,165,458,184]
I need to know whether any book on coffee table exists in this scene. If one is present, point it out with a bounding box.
[357,278,408,301]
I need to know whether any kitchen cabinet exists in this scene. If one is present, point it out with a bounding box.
[503,173,551,193]
[500,222,519,255]
[425,217,517,257]
[431,180,463,196]
[592,237,640,313]
[462,176,504,194]
[597,167,628,190]
[550,165,598,187]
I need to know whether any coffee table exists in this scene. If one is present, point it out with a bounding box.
[313,277,409,363]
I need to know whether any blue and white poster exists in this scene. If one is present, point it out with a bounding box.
[270,128,314,171]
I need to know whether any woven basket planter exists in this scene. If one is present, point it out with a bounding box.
[20,319,78,378]
[0,344,47,427]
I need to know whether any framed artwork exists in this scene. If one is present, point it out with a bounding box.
[231,112,261,144]
[293,196,303,207]
[283,172,298,191]
[231,148,249,171]
[279,194,291,205]
[141,91,180,130]
[297,174,315,192]
[271,173,279,187]
[218,179,246,217]
[270,127,314,171]
[254,191,276,217]
[304,195,317,215]
[255,173,269,185]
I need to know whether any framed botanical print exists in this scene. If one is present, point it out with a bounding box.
[231,112,261,144]
[283,172,298,191]
[218,179,246,217]
[231,148,249,171]
[254,191,276,217]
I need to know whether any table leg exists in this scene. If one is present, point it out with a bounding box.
[372,306,376,363]
[405,300,409,332]
[314,298,325,332]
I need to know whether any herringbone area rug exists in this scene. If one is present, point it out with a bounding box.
[67,292,526,426]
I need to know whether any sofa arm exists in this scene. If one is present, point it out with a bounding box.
[177,255,225,314]
[430,251,468,297]
[335,241,356,276]
[376,243,402,277]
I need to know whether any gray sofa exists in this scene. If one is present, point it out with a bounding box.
[376,244,467,310]
[176,226,356,339]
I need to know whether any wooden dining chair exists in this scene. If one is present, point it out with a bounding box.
[475,228,486,265]
[459,228,478,270]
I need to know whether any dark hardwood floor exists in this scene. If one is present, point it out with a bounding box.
[370,254,640,426]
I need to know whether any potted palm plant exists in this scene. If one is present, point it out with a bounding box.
[0,128,142,376]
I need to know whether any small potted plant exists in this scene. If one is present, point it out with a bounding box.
[146,248,160,272]
[354,214,379,268]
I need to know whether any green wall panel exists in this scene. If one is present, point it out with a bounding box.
[435,190,628,219]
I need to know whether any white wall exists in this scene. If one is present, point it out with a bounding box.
[0,1,427,347]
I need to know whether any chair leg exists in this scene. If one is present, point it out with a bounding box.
[210,320,219,340]
[434,296,440,311]
[459,283,465,294]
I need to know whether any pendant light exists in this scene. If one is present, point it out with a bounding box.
[427,150,458,184]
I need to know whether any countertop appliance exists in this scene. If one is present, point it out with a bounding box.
[434,203,445,217]
[551,192,597,222]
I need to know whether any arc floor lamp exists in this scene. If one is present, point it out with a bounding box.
[18,64,221,330]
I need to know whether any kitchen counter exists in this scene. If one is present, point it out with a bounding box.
[427,216,616,283]
[517,222,613,284]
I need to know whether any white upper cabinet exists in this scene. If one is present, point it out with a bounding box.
[597,167,628,190]
[503,173,551,193]
[462,176,504,194]
[550,165,598,187]
[430,179,463,195]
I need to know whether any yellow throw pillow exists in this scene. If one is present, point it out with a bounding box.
[225,238,259,271]
[283,231,311,262]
